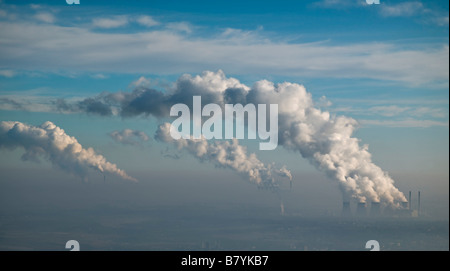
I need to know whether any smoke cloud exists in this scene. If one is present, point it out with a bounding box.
[109,129,149,146]
[247,80,407,206]
[56,71,249,118]
[155,122,292,189]
[58,70,407,206]
[0,121,136,182]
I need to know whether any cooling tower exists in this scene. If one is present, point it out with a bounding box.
[418,191,421,215]
[409,191,412,210]
[370,202,381,216]
[356,202,367,217]
[342,201,352,217]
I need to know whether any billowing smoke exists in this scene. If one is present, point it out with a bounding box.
[155,122,292,189]
[247,80,407,206]
[55,71,250,118]
[0,121,136,182]
[58,70,407,206]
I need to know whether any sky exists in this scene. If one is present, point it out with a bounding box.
[0,0,448,250]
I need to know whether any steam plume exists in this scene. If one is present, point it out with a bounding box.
[0,121,136,182]
[155,122,292,189]
[247,80,407,206]
[57,70,406,206]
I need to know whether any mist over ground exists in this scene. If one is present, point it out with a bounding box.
[0,167,447,251]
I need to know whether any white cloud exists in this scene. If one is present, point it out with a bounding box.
[0,94,56,113]
[430,16,449,26]
[317,96,332,107]
[130,76,151,88]
[0,21,447,86]
[411,107,447,118]
[313,0,361,8]
[380,2,424,17]
[219,28,265,44]
[34,12,55,23]
[166,22,192,33]
[334,104,448,120]
[368,105,410,117]
[30,4,42,10]
[379,2,449,27]
[91,73,108,79]
[136,15,159,27]
[360,119,449,128]
[92,16,128,28]
[0,69,15,77]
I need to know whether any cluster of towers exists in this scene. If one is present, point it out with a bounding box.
[342,191,421,217]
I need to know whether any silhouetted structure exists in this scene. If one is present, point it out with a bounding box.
[418,191,421,216]
[370,202,381,216]
[409,191,412,210]
[342,201,351,217]
[356,202,367,217]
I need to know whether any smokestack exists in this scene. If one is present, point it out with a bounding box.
[371,202,381,216]
[280,202,285,216]
[409,191,411,210]
[418,191,421,215]
[342,201,351,217]
[356,202,367,217]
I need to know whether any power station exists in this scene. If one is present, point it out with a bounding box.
[342,201,351,216]
[370,202,381,216]
[356,202,367,217]
[341,190,422,217]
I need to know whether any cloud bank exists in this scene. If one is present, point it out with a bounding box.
[0,18,447,86]
[0,121,136,182]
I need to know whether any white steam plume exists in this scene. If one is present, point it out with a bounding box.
[155,122,292,189]
[0,121,136,182]
[58,70,407,206]
[248,80,407,206]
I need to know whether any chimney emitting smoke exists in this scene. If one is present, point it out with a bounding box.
[409,191,411,211]
[371,201,381,216]
[356,202,367,217]
[342,201,351,217]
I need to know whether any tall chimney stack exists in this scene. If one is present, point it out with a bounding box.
[370,201,381,216]
[342,201,351,217]
[356,202,367,217]
[409,191,411,210]
[418,191,421,215]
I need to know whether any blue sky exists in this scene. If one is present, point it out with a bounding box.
[0,0,448,123]
[0,0,449,218]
